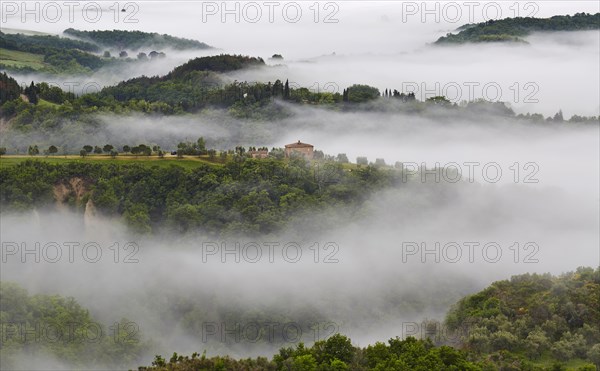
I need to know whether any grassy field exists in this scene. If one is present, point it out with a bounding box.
[0,155,223,170]
[0,48,48,70]
[0,156,376,172]
[37,99,60,108]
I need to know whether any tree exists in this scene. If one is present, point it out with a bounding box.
[316,334,355,364]
[197,137,206,153]
[284,79,290,99]
[336,153,349,163]
[123,203,152,234]
[141,145,152,156]
[553,110,564,122]
[28,145,39,156]
[93,146,103,154]
[83,145,93,153]
[123,145,131,154]
[103,144,114,153]
[119,50,128,58]
[356,156,368,165]
[426,96,452,107]
[110,150,118,158]
[137,52,148,60]
[0,147,6,157]
[103,51,111,58]
[271,54,283,59]
[48,145,58,155]
[80,149,87,157]
[292,354,317,371]
[588,344,600,368]
[346,84,380,103]
[24,81,39,105]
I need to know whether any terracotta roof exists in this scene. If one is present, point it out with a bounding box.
[285,140,313,148]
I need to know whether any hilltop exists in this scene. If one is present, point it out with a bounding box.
[436,12,600,44]
[63,28,212,51]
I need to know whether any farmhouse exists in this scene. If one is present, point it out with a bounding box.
[285,140,314,159]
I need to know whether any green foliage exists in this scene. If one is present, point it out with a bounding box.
[0,159,394,236]
[168,54,265,78]
[0,31,106,73]
[445,268,600,366]
[346,84,380,103]
[0,282,147,369]
[436,13,600,44]
[140,336,480,370]
[0,31,99,53]
[36,82,76,104]
[0,72,21,105]
[63,28,211,51]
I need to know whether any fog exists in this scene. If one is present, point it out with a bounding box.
[2,106,599,368]
[3,102,598,194]
[1,1,599,369]
[1,179,598,365]
[2,2,599,115]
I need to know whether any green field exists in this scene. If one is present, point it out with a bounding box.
[0,48,48,70]
[37,99,60,108]
[0,155,223,170]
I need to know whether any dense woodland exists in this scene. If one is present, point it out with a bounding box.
[1,52,597,155]
[1,18,599,371]
[0,31,107,73]
[63,28,212,51]
[0,29,210,74]
[0,282,147,369]
[137,268,600,370]
[2,269,597,370]
[436,13,600,44]
[0,159,393,235]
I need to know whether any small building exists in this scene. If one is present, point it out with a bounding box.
[285,140,314,159]
[249,149,269,159]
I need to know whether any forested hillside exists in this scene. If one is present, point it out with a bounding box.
[0,159,393,235]
[63,28,212,51]
[445,267,600,369]
[130,268,599,370]
[0,31,106,73]
[0,282,147,370]
[436,12,600,44]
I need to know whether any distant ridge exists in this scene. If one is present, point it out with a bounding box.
[63,28,212,51]
[436,12,600,44]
